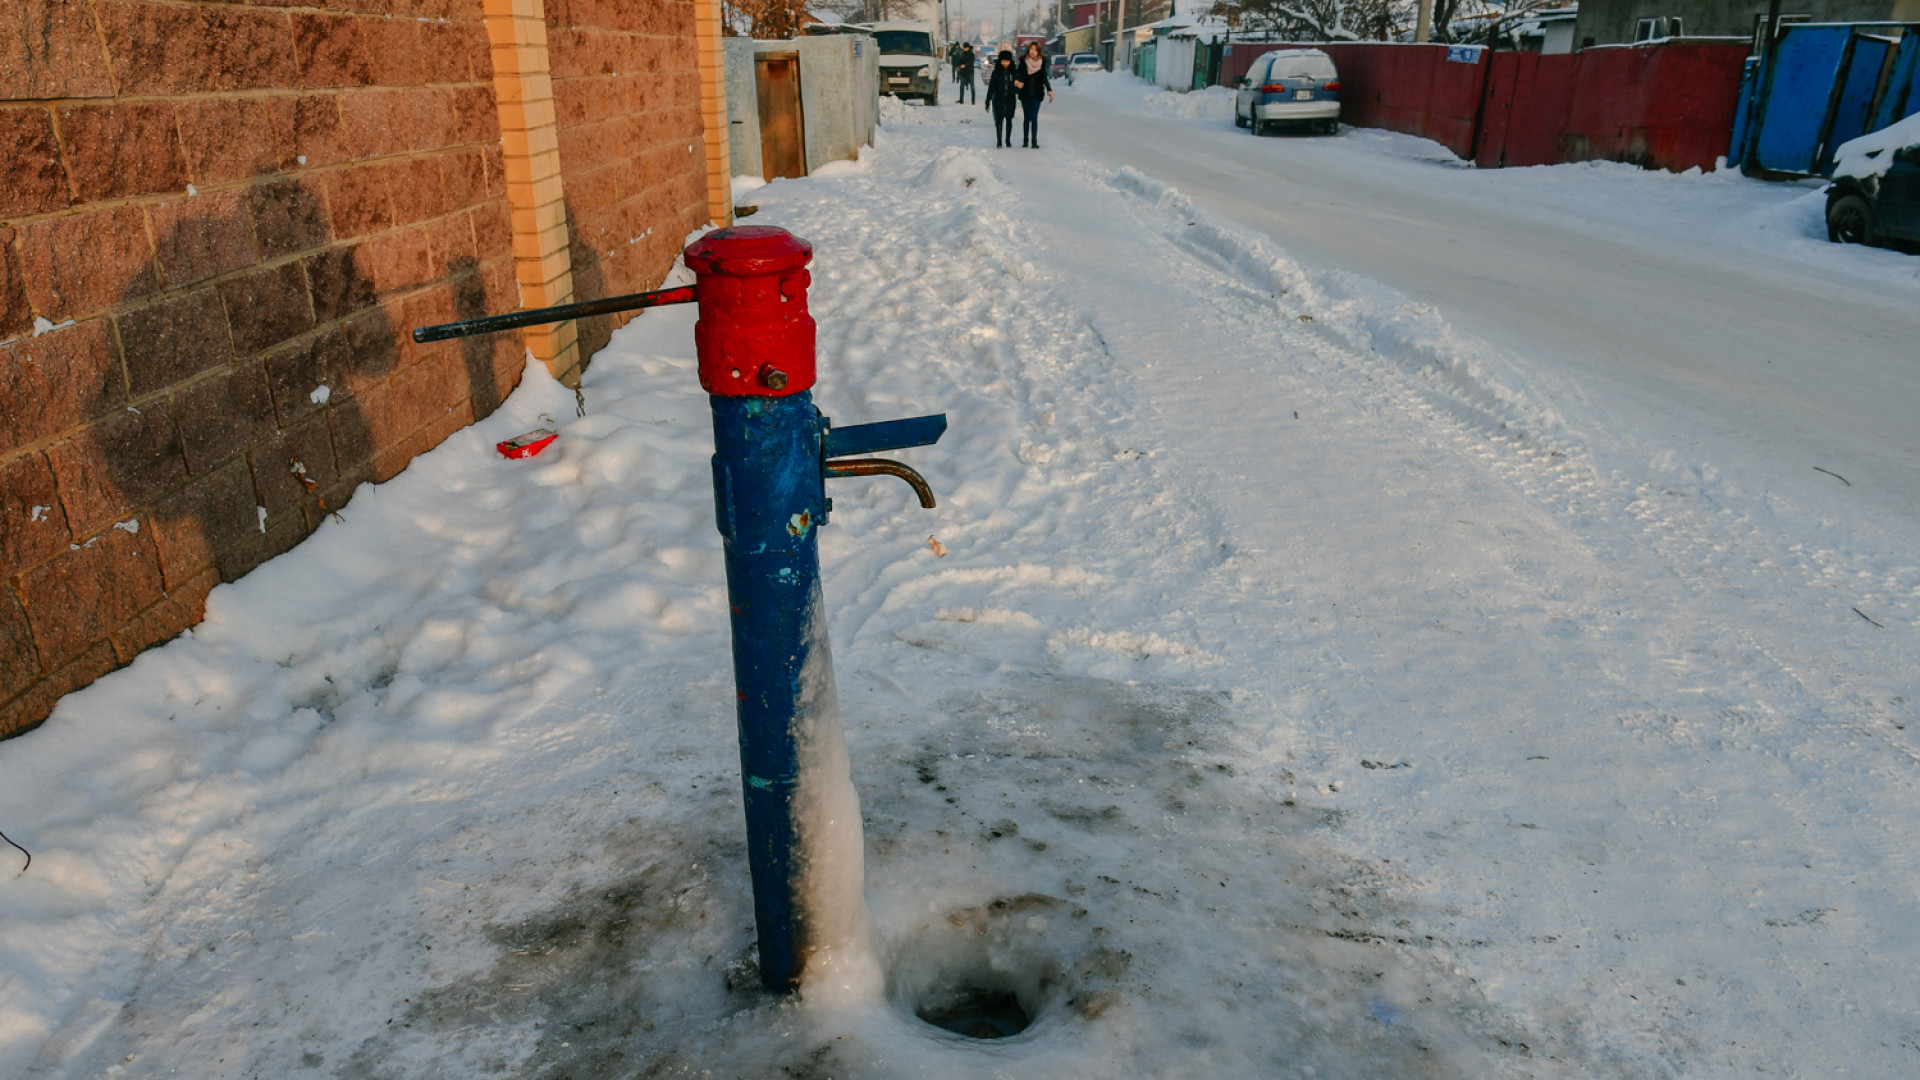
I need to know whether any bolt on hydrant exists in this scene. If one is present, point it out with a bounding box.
[415,227,946,993]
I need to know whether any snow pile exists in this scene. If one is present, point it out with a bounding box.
[913,146,1004,192]
[1831,110,1920,180]
[1138,84,1236,123]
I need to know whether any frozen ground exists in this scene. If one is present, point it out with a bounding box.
[2,85,1917,1079]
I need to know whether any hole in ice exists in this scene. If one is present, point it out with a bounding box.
[917,988,1029,1039]
[890,893,1099,1042]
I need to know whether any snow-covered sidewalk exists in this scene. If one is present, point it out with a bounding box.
[2,95,1916,1079]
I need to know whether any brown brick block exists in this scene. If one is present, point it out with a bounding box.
[328,380,378,468]
[148,455,257,589]
[117,288,234,399]
[338,305,399,392]
[173,362,278,475]
[93,0,205,94]
[215,504,307,582]
[248,412,337,518]
[320,163,393,240]
[0,0,115,99]
[362,17,424,87]
[0,319,123,456]
[263,327,341,427]
[302,245,379,325]
[149,192,260,290]
[46,400,188,536]
[248,179,331,258]
[449,85,499,145]
[338,89,410,159]
[389,159,449,227]
[470,200,512,258]
[17,522,165,670]
[202,6,299,91]
[0,587,40,704]
[1,228,32,342]
[482,145,507,199]
[358,228,436,297]
[0,639,115,740]
[218,261,314,355]
[112,563,215,662]
[423,21,489,84]
[0,453,70,582]
[0,107,71,219]
[175,97,292,186]
[292,13,371,89]
[427,213,477,271]
[370,421,434,483]
[292,94,349,168]
[54,103,188,205]
[18,204,158,321]
[440,146,487,210]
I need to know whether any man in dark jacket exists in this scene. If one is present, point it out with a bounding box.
[984,50,1019,147]
[955,42,976,104]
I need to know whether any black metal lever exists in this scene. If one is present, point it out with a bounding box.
[411,284,698,343]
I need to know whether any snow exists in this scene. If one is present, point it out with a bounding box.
[1832,110,1920,180]
[3,80,1919,1080]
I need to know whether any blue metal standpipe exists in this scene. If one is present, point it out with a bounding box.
[709,392,830,993]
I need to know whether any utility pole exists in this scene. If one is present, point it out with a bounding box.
[1416,0,1432,43]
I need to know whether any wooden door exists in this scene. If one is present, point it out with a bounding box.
[756,52,806,181]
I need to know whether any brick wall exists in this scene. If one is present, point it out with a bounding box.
[2,0,720,739]
[547,0,709,357]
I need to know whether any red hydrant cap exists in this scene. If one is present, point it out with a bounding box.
[684,227,817,398]
[684,227,813,278]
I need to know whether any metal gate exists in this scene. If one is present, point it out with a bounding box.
[1734,23,1920,178]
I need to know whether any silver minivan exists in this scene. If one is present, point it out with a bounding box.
[1234,49,1341,136]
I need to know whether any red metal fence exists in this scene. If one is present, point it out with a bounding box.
[1217,41,1750,172]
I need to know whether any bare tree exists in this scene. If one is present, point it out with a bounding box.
[1207,0,1407,42]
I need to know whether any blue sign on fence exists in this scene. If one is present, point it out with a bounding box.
[1446,45,1484,64]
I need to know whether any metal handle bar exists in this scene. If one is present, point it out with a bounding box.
[410,284,698,343]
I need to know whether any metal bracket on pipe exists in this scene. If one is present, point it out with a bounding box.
[820,413,946,509]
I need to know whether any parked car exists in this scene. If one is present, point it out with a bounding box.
[1068,52,1102,79]
[1049,53,1069,81]
[1234,48,1340,136]
[1826,118,1920,250]
[863,20,940,105]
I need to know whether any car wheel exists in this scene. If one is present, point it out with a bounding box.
[1234,107,1248,128]
[1253,119,1266,137]
[1828,194,1875,245]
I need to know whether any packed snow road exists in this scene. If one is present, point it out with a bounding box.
[0,92,1916,1080]
[1052,75,1920,533]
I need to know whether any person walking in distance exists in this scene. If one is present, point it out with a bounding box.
[984,49,1018,148]
[954,41,976,105]
[1014,42,1055,148]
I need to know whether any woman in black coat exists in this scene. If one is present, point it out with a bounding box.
[1013,41,1055,148]
[984,50,1019,148]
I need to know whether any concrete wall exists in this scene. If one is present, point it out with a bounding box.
[1572,0,1908,47]
[725,36,877,183]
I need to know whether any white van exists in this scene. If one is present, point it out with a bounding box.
[864,21,940,105]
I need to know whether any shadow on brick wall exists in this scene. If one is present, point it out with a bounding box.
[564,199,612,359]
[2,180,518,738]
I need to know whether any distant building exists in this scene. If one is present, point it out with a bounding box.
[1573,0,1920,49]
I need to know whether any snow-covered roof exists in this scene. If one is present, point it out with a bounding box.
[1833,111,1920,181]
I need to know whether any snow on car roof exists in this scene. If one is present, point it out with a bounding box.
[1832,111,1920,181]
[1260,48,1332,58]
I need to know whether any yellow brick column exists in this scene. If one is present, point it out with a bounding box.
[483,0,579,382]
[694,0,734,227]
